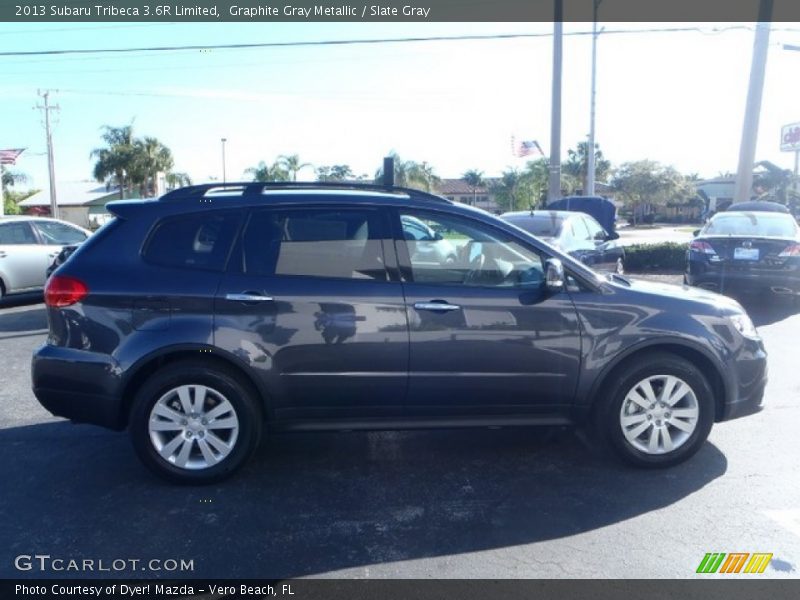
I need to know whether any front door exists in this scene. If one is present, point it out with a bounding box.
[215,205,409,421]
[0,221,47,291]
[394,208,582,417]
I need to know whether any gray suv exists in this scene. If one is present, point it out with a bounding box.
[32,183,767,483]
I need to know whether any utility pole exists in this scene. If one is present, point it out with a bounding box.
[36,90,59,219]
[586,0,601,197]
[547,0,563,205]
[733,0,773,204]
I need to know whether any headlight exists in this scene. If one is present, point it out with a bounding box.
[728,313,759,340]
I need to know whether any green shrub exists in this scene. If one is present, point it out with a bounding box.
[624,242,687,272]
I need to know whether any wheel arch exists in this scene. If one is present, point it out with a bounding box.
[119,346,270,428]
[586,339,728,422]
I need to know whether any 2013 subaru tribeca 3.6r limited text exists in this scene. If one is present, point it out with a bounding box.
[32,183,768,483]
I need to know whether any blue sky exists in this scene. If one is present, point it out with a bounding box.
[2,21,800,190]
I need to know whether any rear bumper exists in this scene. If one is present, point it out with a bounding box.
[32,344,125,430]
[686,262,800,294]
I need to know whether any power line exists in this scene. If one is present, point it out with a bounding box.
[3,26,794,58]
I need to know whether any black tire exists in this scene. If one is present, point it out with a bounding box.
[129,359,263,484]
[594,352,715,468]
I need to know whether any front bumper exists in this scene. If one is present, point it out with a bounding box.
[32,344,125,430]
[717,338,768,422]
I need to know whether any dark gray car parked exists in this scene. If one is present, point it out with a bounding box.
[33,183,767,483]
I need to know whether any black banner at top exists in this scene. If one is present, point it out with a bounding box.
[2,0,800,23]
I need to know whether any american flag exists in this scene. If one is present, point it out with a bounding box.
[511,138,544,158]
[0,148,25,165]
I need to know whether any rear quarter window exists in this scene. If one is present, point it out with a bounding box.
[143,211,240,271]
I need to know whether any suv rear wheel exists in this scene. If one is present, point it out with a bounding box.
[596,353,715,468]
[129,360,262,484]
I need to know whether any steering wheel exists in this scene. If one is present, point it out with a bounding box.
[463,248,486,285]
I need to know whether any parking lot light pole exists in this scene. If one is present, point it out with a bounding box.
[221,138,227,184]
[586,0,601,197]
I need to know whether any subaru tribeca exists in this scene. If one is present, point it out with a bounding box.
[33,183,767,483]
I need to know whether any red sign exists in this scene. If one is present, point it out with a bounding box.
[781,122,800,151]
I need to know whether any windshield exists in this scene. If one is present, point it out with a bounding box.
[703,213,797,237]
[504,215,563,238]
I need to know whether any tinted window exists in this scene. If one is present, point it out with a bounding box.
[582,216,606,240]
[505,214,563,237]
[569,217,591,241]
[704,213,798,237]
[243,208,388,280]
[144,212,240,271]
[0,221,38,245]
[33,220,88,245]
[400,211,544,288]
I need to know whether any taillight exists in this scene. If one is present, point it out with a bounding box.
[689,240,717,255]
[45,275,88,307]
[778,243,800,257]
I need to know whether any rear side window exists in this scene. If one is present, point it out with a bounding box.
[0,221,38,245]
[144,212,240,271]
[33,221,88,245]
[242,208,388,280]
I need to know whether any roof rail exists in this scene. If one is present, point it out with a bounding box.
[158,181,451,204]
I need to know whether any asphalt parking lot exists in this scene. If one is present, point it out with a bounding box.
[1,288,799,579]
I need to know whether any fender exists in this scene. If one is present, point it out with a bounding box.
[579,335,730,408]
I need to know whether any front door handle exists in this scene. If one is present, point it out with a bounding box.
[225,292,274,303]
[413,301,460,312]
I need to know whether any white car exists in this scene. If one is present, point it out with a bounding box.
[0,216,91,299]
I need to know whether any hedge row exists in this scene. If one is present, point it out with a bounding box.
[624,242,687,272]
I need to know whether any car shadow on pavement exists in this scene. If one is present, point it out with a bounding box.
[732,293,798,327]
[0,421,727,578]
[0,304,47,334]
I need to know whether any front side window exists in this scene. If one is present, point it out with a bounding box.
[398,211,545,288]
[0,222,38,245]
[144,211,240,271]
[243,208,388,280]
[33,220,88,245]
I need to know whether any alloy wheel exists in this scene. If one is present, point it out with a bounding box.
[148,384,240,470]
[619,375,699,455]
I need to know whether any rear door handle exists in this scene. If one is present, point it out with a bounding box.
[225,293,274,303]
[414,301,460,312]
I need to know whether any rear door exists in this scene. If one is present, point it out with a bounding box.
[393,208,582,416]
[215,204,409,421]
[0,221,47,291]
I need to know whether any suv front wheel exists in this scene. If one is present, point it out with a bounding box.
[129,360,262,484]
[596,353,715,468]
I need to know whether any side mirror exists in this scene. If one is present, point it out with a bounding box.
[545,258,565,293]
[693,229,700,237]
[594,230,607,242]
[608,231,620,241]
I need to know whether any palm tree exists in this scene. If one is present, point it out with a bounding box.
[90,125,136,199]
[278,154,311,181]
[462,169,484,205]
[564,141,611,194]
[165,172,192,190]
[133,137,174,197]
[1,169,27,189]
[246,161,290,182]
[374,153,439,190]
[316,164,355,182]
[491,169,522,212]
[754,161,793,203]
